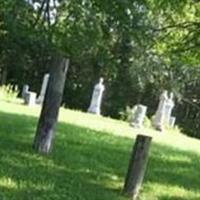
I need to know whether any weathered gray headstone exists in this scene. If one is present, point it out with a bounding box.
[22,85,29,99]
[25,91,36,106]
[130,105,147,128]
[153,90,168,131]
[36,73,50,105]
[88,77,105,115]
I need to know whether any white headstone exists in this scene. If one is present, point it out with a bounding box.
[22,85,29,99]
[164,92,175,125]
[24,91,36,106]
[130,104,147,128]
[169,116,176,128]
[36,73,50,104]
[88,77,105,115]
[153,90,168,131]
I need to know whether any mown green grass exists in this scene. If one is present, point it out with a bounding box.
[0,101,200,200]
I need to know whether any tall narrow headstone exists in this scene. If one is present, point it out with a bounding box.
[130,105,147,128]
[153,90,168,131]
[36,73,50,105]
[88,77,105,115]
[164,92,175,125]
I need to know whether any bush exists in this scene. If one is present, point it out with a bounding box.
[144,116,152,128]
[119,106,133,122]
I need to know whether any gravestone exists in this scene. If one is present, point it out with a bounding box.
[169,116,176,128]
[153,90,168,131]
[130,105,147,128]
[36,73,50,105]
[164,92,175,125]
[88,77,105,115]
[24,91,36,106]
[22,85,29,99]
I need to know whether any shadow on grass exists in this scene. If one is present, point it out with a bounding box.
[158,196,199,200]
[0,111,200,200]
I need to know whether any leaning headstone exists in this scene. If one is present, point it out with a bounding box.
[153,90,168,131]
[88,77,105,115]
[22,85,29,99]
[130,105,147,128]
[164,92,175,125]
[24,91,36,106]
[36,73,50,105]
[169,116,176,128]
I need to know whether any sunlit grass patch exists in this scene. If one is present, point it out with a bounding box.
[0,101,200,200]
[0,177,17,189]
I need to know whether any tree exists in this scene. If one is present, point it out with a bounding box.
[33,56,69,154]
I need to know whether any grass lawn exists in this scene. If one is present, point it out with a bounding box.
[0,100,200,200]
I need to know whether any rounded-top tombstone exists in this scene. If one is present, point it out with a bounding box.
[22,84,29,99]
[130,104,147,128]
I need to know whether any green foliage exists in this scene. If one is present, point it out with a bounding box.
[0,84,19,102]
[119,106,133,122]
[143,116,152,128]
[1,101,200,199]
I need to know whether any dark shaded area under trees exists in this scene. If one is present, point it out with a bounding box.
[1,0,200,138]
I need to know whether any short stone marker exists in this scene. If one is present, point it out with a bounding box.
[88,77,105,115]
[36,73,50,105]
[123,134,152,200]
[130,105,147,128]
[24,91,36,106]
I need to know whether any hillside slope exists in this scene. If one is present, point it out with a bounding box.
[0,101,200,200]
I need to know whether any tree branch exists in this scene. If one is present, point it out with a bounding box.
[33,0,46,28]
[152,21,200,32]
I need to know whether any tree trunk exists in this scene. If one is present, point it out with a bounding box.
[33,56,69,154]
[123,134,152,200]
